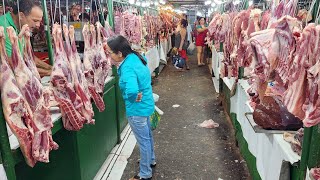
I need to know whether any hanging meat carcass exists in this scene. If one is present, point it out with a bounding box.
[95,22,112,93]
[21,26,41,80]
[51,24,85,131]
[0,26,36,167]
[82,24,105,112]
[7,26,58,162]
[63,24,94,124]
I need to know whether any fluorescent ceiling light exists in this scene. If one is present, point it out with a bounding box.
[136,1,141,6]
[205,0,211,5]
[211,3,216,7]
[129,0,135,4]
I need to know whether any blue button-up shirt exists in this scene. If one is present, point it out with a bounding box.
[118,53,155,117]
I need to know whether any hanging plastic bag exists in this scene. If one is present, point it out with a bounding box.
[187,42,195,55]
[150,106,163,130]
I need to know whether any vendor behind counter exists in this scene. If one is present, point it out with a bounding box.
[0,0,52,77]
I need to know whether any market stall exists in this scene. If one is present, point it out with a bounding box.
[208,0,320,179]
[0,0,128,179]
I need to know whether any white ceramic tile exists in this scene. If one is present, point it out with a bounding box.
[120,135,137,158]
[101,154,119,180]
[94,154,115,180]
[107,156,128,180]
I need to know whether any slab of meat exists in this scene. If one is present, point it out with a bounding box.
[7,26,58,162]
[0,26,36,167]
[51,24,84,131]
[82,24,105,112]
[63,24,94,124]
[253,95,302,130]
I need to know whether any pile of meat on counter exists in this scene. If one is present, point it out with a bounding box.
[0,22,114,167]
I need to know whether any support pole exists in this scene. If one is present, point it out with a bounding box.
[42,0,54,65]
[112,66,121,144]
[0,102,16,180]
[107,0,114,29]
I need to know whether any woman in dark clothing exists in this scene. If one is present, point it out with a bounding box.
[174,19,189,70]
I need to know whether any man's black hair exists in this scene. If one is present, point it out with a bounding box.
[12,0,41,15]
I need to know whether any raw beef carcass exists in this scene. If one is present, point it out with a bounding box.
[260,10,271,30]
[7,26,58,162]
[51,24,85,131]
[20,25,41,80]
[247,29,277,102]
[283,24,313,120]
[0,26,36,167]
[63,24,94,124]
[82,24,105,112]
[94,22,111,93]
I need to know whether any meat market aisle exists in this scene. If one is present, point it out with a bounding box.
[121,56,250,180]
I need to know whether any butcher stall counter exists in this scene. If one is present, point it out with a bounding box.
[0,67,127,180]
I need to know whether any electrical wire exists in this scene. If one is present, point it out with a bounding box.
[95,0,100,24]
[58,0,62,25]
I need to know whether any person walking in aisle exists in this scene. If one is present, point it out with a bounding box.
[174,19,190,70]
[105,35,156,180]
[182,13,192,44]
[196,17,208,66]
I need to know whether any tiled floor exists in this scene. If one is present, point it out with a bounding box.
[94,125,137,180]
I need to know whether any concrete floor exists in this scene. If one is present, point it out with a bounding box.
[121,55,250,180]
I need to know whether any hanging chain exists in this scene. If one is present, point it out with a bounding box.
[95,0,100,24]
[17,0,22,30]
[58,0,62,25]
[50,0,54,24]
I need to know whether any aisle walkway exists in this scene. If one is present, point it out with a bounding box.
[121,56,250,180]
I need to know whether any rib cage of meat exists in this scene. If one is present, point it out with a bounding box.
[63,24,94,124]
[7,26,58,163]
[82,24,105,112]
[0,26,37,167]
[51,24,85,131]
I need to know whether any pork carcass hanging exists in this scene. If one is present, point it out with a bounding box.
[63,24,94,124]
[82,24,105,112]
[7,26,58,163]
[0,26,36,167]
[50,24,85,131]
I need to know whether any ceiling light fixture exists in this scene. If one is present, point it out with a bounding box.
[129,0,135,4]
[214,0,223,5]
[205,0,211,5]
